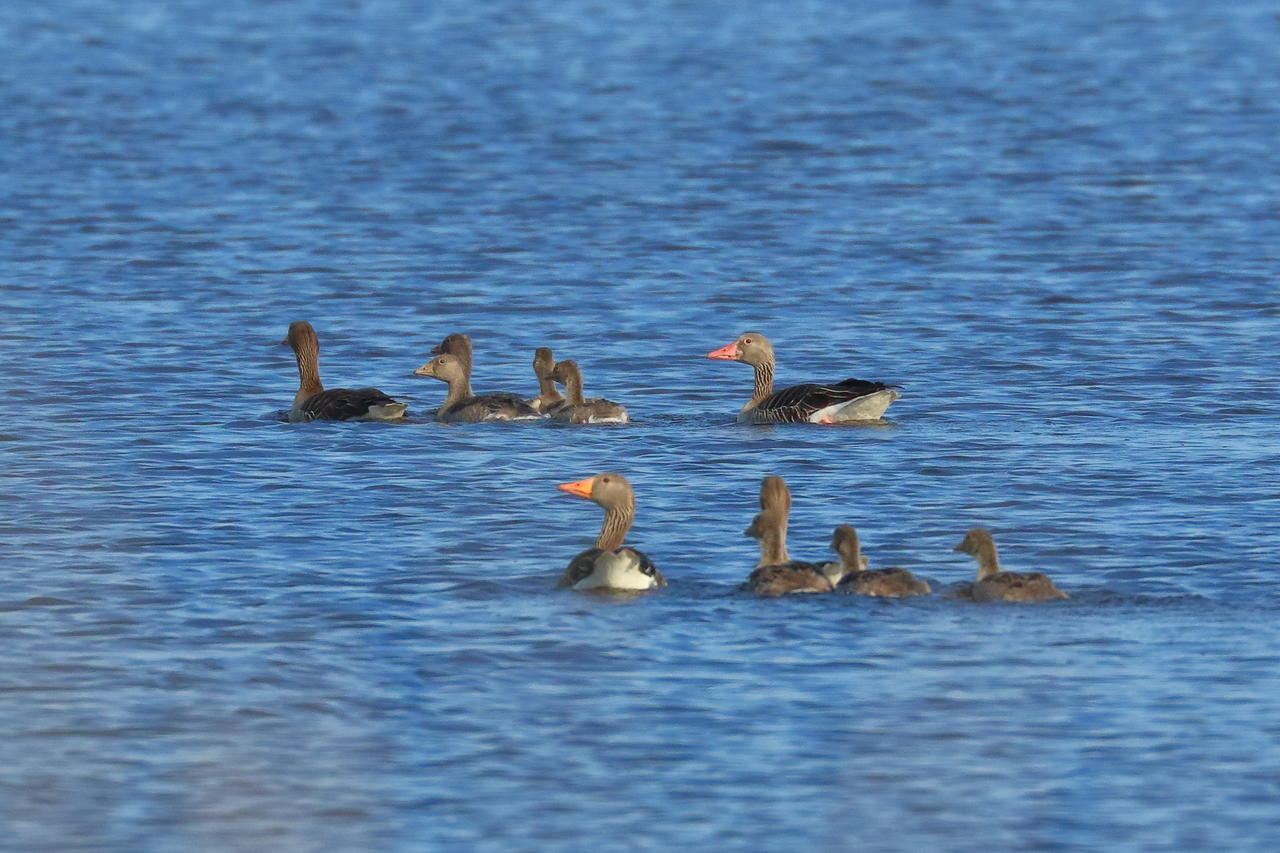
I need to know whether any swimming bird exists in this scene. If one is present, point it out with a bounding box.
[741,476,833,596]
[529,347,567,414]
[706,332,900,424]
[555,473,665,591]
[282,321,407,423]
[827,525,931,597]
[430,332,532,410]
[413,353,540,422]
[953,527,1068,602]
[549,360,630,424]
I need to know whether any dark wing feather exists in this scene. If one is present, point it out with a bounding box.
[557,547,665,588]
[557,548,605,588]
[479,391,529,406]
[754,378,899,424]
[978,571,1067,601]
[743,561,832,596]
[441,394,540,421]
[838,568,931,597]
[301,387,400,421]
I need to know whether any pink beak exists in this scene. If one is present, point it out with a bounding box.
[707,341,738,360]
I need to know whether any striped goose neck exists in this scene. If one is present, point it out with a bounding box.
[595,499,634,551]
[757,518,790,567]
[293,344,324,405]
[749,359,775,407]
[975,538,1002,580]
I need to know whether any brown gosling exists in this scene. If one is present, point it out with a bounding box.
[740,476,832,597]
[549,360,629,424]
[828,525,931,597]
[529,347,566,414]
[953,527,1068,602]
[414,353,540,422]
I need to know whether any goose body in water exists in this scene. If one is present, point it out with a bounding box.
[826,525,931,597]
[707,332,899,424]
[414,352,540,422]
[282,321,407,423]
[429,333,538,412]
[555,473,665,591]
[953,527,1068,602]
[549,360,629,424]
[741,476,833,596]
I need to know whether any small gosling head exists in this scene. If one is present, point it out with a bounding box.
[954,527,993,556]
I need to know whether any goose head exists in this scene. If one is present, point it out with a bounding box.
[557,472,634,511]
[533,347,556,378]
[707,332,774,366]
[283,320,319,351]
[414,353,466,383]
[954,527,994,557]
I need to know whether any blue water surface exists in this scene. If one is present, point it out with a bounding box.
[2,1,1279,850]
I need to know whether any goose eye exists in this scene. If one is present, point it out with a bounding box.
[743,337,752,344]
[601,476,611,483]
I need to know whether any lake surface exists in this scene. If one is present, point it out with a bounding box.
[3,1,1279,849]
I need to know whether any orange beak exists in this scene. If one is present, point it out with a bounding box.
[557,477,595,499]
[707,341,739,360]
[413,362,435,377]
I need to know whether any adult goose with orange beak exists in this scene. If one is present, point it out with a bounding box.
[707,332,900,424]
[555,473,666,591]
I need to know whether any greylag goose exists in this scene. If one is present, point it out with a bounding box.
[707,332,900,424]
[282,321,407,423]
[827,525,931,597]
[953,527,1068,602]
[430,332,531,409]
[741,476,833,596]
[529,347,567,414]
[549,360,630,424]
[413,353,540,422]
[555,473,666,591]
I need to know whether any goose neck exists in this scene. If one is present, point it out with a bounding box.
[749,358,775,407]
[595,500,634,551]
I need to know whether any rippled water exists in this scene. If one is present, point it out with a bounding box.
[3,1,1280,849]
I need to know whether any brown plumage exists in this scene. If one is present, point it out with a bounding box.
[706,332,900,424]
[829,525,931,597]
[549,360,629,424]
[953,527,1068,602]
[414,353,540,422]
[555,473,665,591]
[429,333,535,411]
[741,476,832,596]
[529,347,567,414]
[282,321,407,423]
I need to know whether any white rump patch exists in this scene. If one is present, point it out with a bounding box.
[807,389,900,424]
[361,402,408,421]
